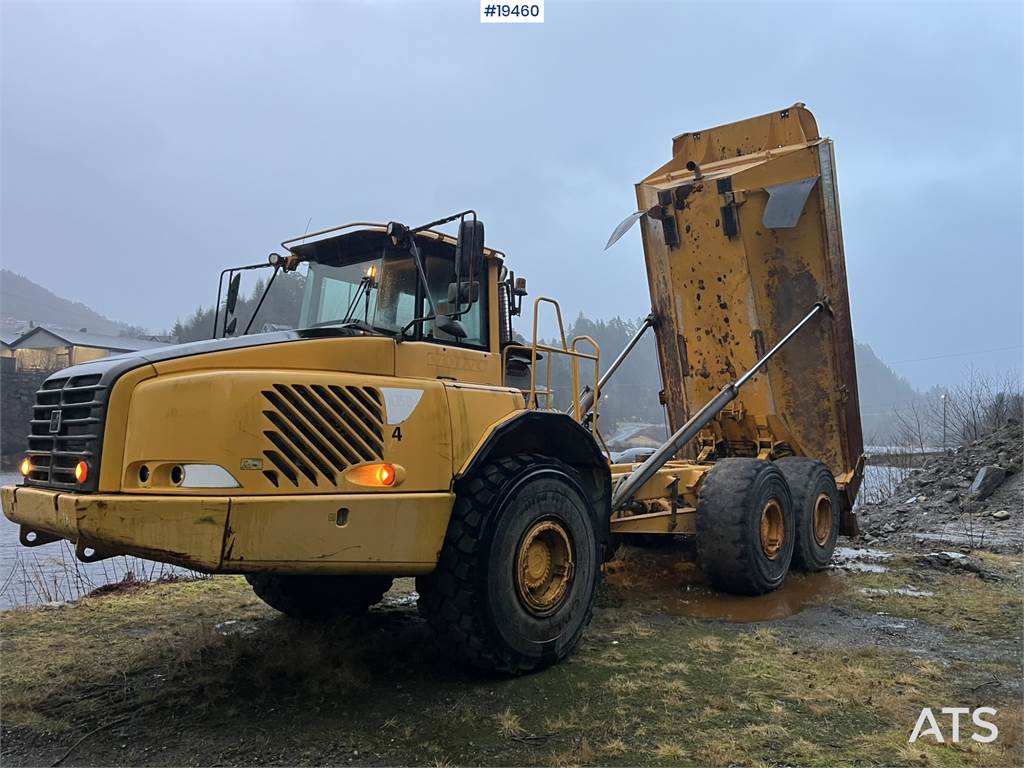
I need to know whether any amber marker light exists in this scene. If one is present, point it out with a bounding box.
[74,460,89,484]
[346,462,402,488]
[20,457,31,477]
[376,463,395,486]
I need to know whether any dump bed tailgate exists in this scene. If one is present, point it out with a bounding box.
[636,104,863,507]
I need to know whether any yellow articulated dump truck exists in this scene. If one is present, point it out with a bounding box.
[3,104,862,673]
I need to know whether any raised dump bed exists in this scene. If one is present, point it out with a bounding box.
[633,103,863,515]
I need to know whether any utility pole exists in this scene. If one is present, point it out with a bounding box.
[941,393,948,451]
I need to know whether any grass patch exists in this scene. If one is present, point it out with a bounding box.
[1,553,1021,766]
[843,558,1023,639]
[0,577,267,730]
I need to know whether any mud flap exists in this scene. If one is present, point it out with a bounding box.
[840,507,859,538]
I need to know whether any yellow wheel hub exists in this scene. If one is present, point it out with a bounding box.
[813,492,833,546]
[759,500,785,560]
[515,519,574,616]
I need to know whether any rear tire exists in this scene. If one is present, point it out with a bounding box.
[246,574,393,620]
[775,457,840,572]
[696,458,794,595]
[417,453,601,674]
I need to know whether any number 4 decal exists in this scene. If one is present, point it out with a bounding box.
[392,426,403,441]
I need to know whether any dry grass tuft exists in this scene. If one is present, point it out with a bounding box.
[495,708,525,738]
[743,722,790,740]
[546,736,594,767]
[606,673,646,695]
[689,635,725,654]
[653,741,687,760]
[599,738,627,756]
[697,733,746,765]
[748,627,780,646]
[895,742,946,767]
[613,620,655,639]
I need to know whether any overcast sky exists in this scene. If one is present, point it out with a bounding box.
[2,0,1021,391]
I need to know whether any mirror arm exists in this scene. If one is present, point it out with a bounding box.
[211,268,229,339]
[408,238,444,324]
[410,209,476,235]
[222,272,239,338]
[210,260,276,339]
[242,265,281,335]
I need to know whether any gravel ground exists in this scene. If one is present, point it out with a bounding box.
[858,421,1023,553]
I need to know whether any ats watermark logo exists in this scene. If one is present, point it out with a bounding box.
[909,707,998,744]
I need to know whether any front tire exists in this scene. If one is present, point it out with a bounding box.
[775,457,840,572]
[417,454,601,674]
[246,574,393,620]
[696,458,795,595]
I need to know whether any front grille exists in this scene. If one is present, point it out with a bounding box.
[260,382,385,487]
[260,384,385,488]
[25,374,107,490]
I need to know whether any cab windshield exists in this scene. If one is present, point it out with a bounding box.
[299,252,418,334]
[295,231,488,347]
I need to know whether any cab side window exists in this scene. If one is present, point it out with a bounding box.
[425,254,488,349]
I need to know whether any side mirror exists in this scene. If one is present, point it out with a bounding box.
[225,273,242,317]
[435,315,467,339]
[456,219,485,290]
[447,281,480,305]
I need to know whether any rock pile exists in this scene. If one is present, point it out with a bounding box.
[857,420,1022,553]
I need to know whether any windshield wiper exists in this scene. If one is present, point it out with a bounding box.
[340,269,376,326]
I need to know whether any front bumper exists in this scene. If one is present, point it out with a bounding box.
[1,485,453,575]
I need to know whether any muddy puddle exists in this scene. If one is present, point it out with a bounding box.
[603,549,846,623]
[832,546,892,573]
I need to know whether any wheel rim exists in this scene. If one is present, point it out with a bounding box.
[515,518,575,616]
[813,492,833,546]
[759,500,785,560]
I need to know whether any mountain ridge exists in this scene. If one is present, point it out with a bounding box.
[1,269,130,337]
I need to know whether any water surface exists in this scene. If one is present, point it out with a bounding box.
[0,472,189,610]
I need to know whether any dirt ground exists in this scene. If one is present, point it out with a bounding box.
[2,542,1021,767]
[859,421,1023,554]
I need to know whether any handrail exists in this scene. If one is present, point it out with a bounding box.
[502,297,600,425]
[569,335,600,434]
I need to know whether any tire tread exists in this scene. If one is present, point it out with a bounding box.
[775,456,839,572]
[246,574,393,620]
[696,458,793,595]
[417,453,599,674]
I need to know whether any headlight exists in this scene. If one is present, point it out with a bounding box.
[179,464,240,488]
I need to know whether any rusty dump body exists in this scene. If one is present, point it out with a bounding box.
[635,104,864,509]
